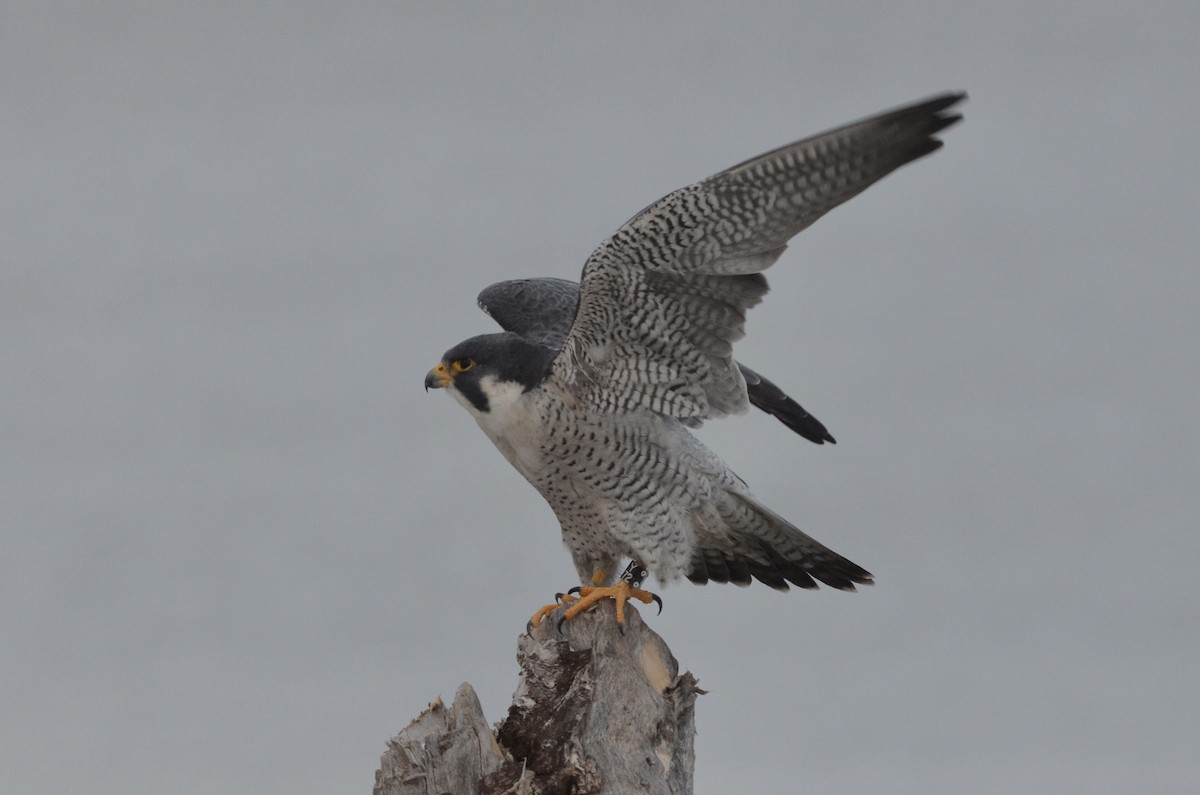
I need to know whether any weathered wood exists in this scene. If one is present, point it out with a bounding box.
[375,602,702,795]
[374,683,506,795]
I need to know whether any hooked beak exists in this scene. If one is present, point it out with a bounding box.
[425,362,452,391]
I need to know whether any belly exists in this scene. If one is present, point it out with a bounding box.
[529,411,703,579]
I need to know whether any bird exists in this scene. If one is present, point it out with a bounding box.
[425,93,964,628]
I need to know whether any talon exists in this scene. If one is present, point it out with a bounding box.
[532,576,660,631]
[555,579,661,629]
[529,592,578,630]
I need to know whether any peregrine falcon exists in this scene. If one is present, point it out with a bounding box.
[426,93,964,627]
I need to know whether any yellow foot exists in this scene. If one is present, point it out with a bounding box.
[560,580,662,634]
[527,591,579,632]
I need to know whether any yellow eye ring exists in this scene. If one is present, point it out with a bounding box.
[452,357,475,373]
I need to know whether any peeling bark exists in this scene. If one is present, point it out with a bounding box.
[375,602,702,795]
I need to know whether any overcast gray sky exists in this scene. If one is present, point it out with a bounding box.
[3,3,1198,794]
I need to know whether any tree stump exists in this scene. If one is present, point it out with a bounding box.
[375,602,702,795]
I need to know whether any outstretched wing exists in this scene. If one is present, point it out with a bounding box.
[478,277,836,444]
[547,93,964,422]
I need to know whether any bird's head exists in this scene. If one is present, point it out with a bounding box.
[425,332,556,414]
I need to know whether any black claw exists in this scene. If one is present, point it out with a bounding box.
[651,593,663,615]
[554,592,566,603]
[556,614,567,635]
[525,619,534,635]
[617,619,625,636]
[567,586,582,596]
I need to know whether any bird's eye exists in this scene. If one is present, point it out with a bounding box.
[452,357,475,373]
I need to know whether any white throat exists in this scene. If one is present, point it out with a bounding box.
[450,375,546,478]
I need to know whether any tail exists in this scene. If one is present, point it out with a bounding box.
[686,491,872,591]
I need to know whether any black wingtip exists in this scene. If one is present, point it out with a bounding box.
[912,91,968,118]
[923,91,967,134]
[871,91,966,152]
[740,362,836,445]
